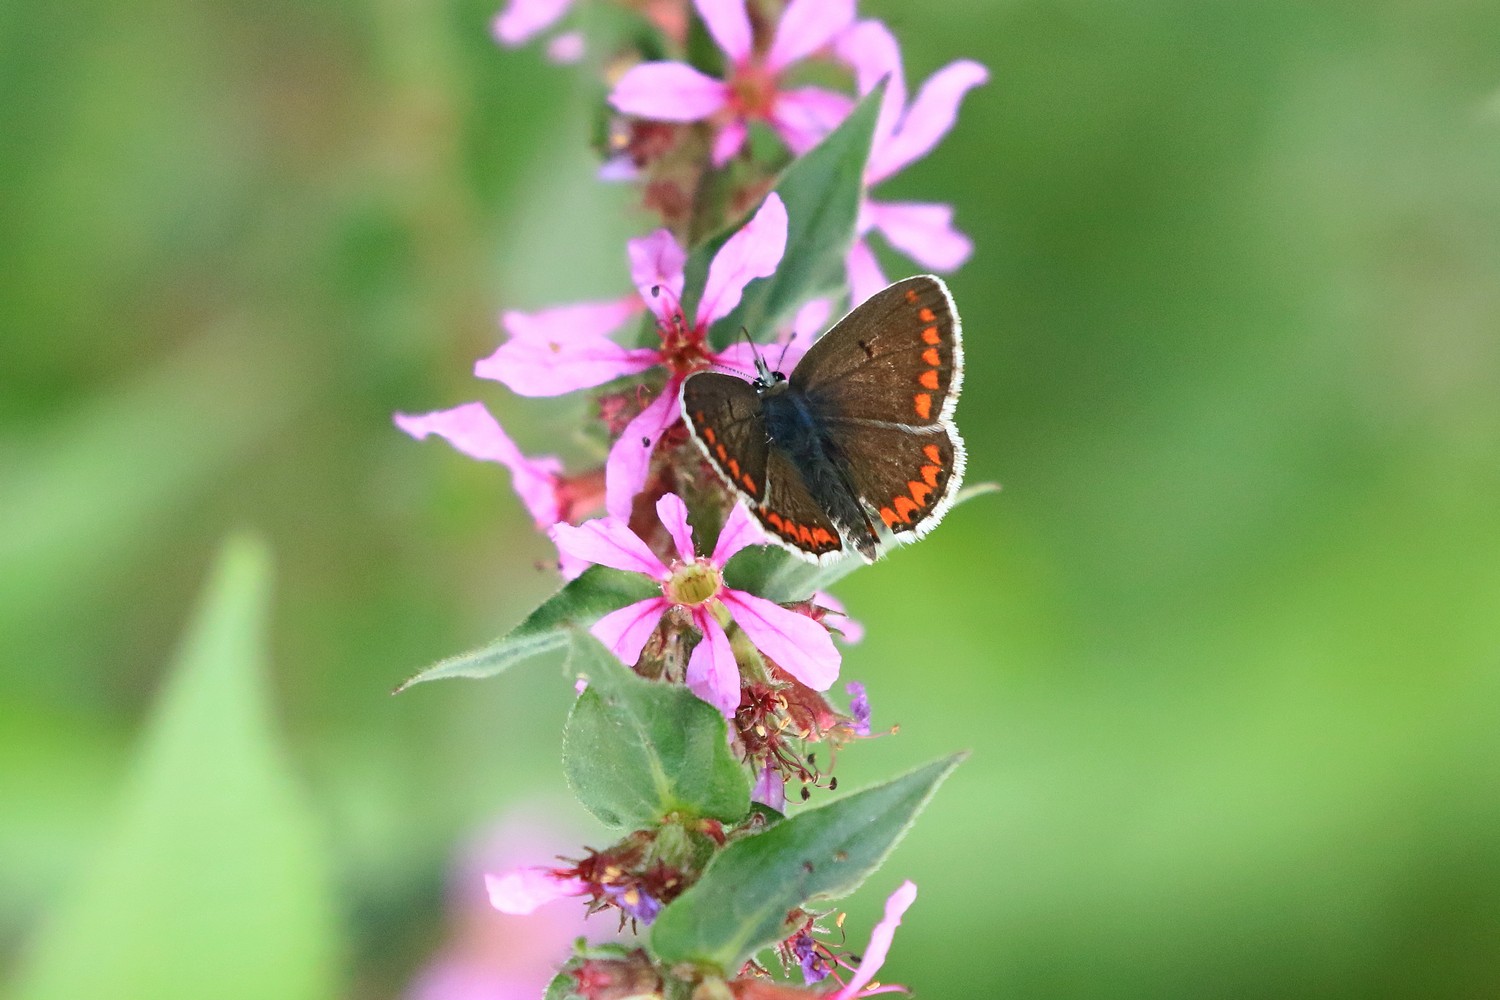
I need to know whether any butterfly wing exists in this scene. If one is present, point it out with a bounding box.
[791,274,967,542]
[681,371,845,561]
[830,423,966,541]
[793,274,962,428]
[681,372,771,502]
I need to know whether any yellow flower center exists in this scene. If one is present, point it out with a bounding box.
[663,559,722,607]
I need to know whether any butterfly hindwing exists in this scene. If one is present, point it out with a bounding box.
[830,421,966,539]
[753,448,846,559]
[681,372,771,501]
[794,275,961,427]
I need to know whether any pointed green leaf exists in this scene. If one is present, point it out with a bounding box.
[11,535,340,1000]
[395,566,659,691]
[563,637,751,828]
[650,753,965,973]
[682,84,886,340]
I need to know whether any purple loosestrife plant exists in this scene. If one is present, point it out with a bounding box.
[395,3,988,997]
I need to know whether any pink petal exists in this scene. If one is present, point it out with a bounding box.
[833,881,918,999]
[484,867,587,914]
[815,590,864,644]
[791,298,832,342]
[628,229,688,321]
[845,236,889,307]
[609,62,731,122]
[865,200,974,272]
[711,501,767,565]
[656,492,698,563]
[394,404,564,527]
[711,119,749,166]
[591,596,671,666]
[477,299,656,396]
[751,764,786,811]
[686,608,741,717]
[492,0,573,46]
[546,30,585,64]
[699,193,788,325]
[721,588,839,691]
[693,0,752,63]
[549,518,668,578]
[770,87,855,156]
[767,0,855,71]
[836,19,906,152]
[604,381,683,520]
[868,59,989,184]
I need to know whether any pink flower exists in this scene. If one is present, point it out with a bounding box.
[476,193,790,520]
[394,403,599,578]
[832,881,918,999]
[550,493,840,716]
[837,20,988,304]
[609,0,856,166]
[485,866,588,915]
[491,0,583,63]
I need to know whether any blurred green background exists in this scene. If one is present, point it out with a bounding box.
[4,0,1499,997]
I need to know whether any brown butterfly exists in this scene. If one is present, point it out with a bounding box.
[681,275,965,563]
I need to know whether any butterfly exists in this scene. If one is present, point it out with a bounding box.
[681,275,966,563]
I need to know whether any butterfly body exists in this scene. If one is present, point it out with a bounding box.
[682,275,965,564]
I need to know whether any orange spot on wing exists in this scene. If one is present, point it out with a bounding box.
[728,458,741,479]
[892,496,920,523]
[913,393,932,420]
[908,480,934,507]
[716,443,728,461]
[919,307,936,322]
[924,444,942,464]
[904,288,920,304]
[919,370,940,390]
[922,326,941,345]
[703,426,716,444]
[799,524,816,546]
[921,464,942,487]
[879,506,899,528]
[742,473,757,494]
[812,527,835,547]
[922,348,941,366]
[767,511,784,531]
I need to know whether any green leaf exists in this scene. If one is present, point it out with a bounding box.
[650,753,965,973]
[722,544,866,605]
[724,482,1001,602]
[10,535,340,1000]
[682,83,886,340]
[563,636,751,828]
[394,566,659,691]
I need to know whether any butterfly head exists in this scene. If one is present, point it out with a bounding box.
[751,354,788,398]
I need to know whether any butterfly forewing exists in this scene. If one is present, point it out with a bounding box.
[794,275,961,427]
[681,372,771,501]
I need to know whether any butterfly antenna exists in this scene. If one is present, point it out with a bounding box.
[741,327,773,381]
[774,330,795,370]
